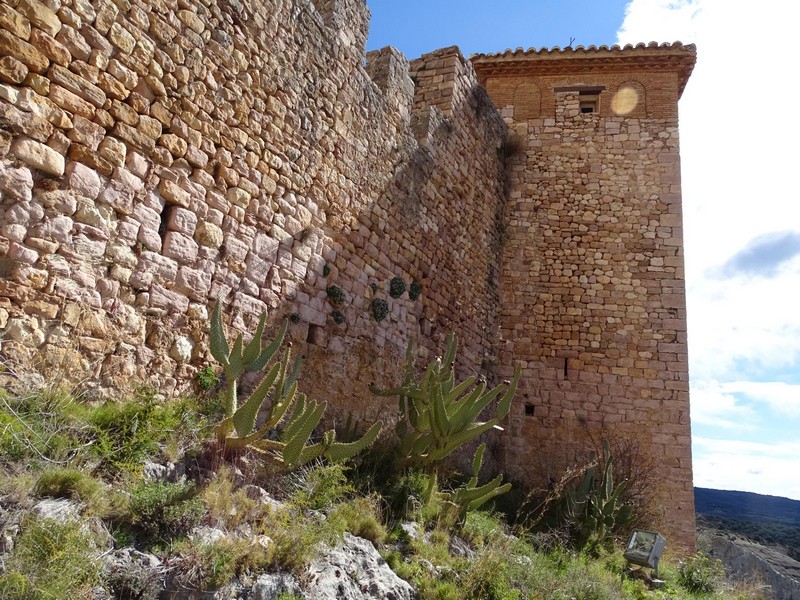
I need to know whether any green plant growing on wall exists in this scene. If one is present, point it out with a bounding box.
[196,365,220,391]
[209,299,382,469]
[326,285,346,305]
[331,310,345,325]
[371,298,389,322]
[566,441,634,551]
[389,276,406,298]
[409,280,423,301]
[371,334,520,469]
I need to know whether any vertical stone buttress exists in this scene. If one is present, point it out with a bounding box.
[472,43,698,552]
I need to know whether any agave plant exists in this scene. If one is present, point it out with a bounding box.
[371,333,520,469]
[209,299,382,469]
[567,441,634,550]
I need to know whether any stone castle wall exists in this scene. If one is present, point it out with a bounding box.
[472,48,696,550]
[0,0,508,421]
[0,0,696,550]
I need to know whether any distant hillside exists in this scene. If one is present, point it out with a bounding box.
[695,488,800,560]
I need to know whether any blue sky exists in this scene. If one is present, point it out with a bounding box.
[367,0,800,500]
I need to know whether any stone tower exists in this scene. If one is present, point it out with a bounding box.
[472,43,697,550]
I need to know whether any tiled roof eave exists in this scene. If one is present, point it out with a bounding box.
[470,42,697,97]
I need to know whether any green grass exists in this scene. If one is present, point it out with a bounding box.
[0,386,773,599]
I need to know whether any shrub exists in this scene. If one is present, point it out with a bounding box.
[0,517,102,599]
[196,365,220,391]
[128,481,205,544]
[329,495,387,545]
[0,388,87,464]
[677,552,725,594]
[34,468,103,505]
[201,466,260,530]
[290,461,353,511]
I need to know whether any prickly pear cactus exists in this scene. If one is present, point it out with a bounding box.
[208,298,382,469]
[371,333,520,469]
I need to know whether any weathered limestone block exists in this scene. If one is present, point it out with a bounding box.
[0,5,32,40]
[56,26,91,62]
[67,114,105,148]
[98,136,127,167]
[108,22,136,55]
[17,0,61,37]
[0,164,34,202]
[159,179,191,208]
[68,143,114,176]
[174,265,211,300]
[149,283,189,313]
[0,30,48,74]
[0,56,28,84]
[93,0,118,35]
[169,336,194,362]
[48,84,94,118]
[166,207,197,235]
[29,29,70,67]
[162,231,198,263]
[15,88,71,128]
[194,221,223,248]
[97,180,135,215]
[11,137,64,176]
[136,251,178,283]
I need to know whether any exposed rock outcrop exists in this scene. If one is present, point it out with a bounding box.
[706,532,800,600]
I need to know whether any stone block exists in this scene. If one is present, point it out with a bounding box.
[68,143,114,176]
[11,136,64,176]
[108,22,135,54]
[48,83,94,118]
[135,253,176,285]
[162,231,198,263]
[29,28,69,67]
[149,283,189,313]
[0,5,32,40]
[65,161,102,199]
[55,25,91,62]
[97,136,127,167]
[0,164,33,202]
[16,0,61,37]
[109,100,139,127]
[194,221,223,248]
[113,121,155,153]
[175,265,211,300]
[166,207,197,236]
[97,179,134,215]
[48,64,106,108]
[0,30,48,73]
[97,72,128,101]
[159,179,191,208]
[67,113,104,149]
[0,56,28,84]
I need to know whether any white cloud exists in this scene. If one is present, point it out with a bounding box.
[693,437,800,500]
[690,380,756,430]
[619,0,800,498]
[723,381,800,418]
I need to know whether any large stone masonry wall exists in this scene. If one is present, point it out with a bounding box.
[488,72,695,549]
[0,0,508,420]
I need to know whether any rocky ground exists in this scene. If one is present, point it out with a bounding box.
[702,528,800,600]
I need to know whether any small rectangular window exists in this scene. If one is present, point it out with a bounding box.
[579,92,599,113]
[524,403,535,417]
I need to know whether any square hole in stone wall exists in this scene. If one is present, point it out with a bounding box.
[524,403,535,417]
